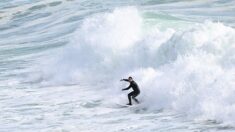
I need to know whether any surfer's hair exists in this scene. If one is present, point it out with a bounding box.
[128,76,133,80]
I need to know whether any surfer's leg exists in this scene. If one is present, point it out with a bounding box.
[127,92,135,105]
[132,97,139,104]
[132,92,140,104]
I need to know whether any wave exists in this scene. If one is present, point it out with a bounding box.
[37,7,235,124]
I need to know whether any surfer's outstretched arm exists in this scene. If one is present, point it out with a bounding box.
[120,79,129,82]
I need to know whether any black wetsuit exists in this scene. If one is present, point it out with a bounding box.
[122,79,140,105]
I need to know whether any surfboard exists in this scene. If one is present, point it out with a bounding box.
[115,103,131,108]
[115,102,140,108]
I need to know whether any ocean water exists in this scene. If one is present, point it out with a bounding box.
[0,0,235,131]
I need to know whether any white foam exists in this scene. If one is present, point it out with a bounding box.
[39,7,235,124]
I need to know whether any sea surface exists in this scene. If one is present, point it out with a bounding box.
[0,0,235,132]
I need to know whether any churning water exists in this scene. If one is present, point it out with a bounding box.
[0,0,235,131]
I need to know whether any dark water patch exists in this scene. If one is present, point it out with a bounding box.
[1,5,18,10]
[28,4,47,11]
[132,107,148,114]
[0,23,20,32]
[49,1,63,7]
[15,107,43,113]
[15,12,51,24]
[11,103,41,108]
[213,0,234,5]
[216,125,235,131]
[80,1,101,8]
[62,14,84,23]
[204,119,222,125]
[12,11,32,20]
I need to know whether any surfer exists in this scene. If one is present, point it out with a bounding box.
[120,76,140,105]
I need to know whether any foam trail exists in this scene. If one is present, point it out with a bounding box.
[39,7,235,124]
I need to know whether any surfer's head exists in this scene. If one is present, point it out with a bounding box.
[128,76,133,82]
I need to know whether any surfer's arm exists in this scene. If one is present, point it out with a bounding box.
[122,84,131,91]
[120,79,129,82]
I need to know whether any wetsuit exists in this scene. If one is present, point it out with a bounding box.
[122,79,140,105]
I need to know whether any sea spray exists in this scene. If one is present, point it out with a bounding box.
[39,7,235,124]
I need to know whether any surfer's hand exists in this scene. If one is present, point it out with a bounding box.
[122,89,125,91]
[120,79,124,81]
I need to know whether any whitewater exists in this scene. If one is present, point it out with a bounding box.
[0,0,235,131]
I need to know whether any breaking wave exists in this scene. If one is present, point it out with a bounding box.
[38,7,235,124]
